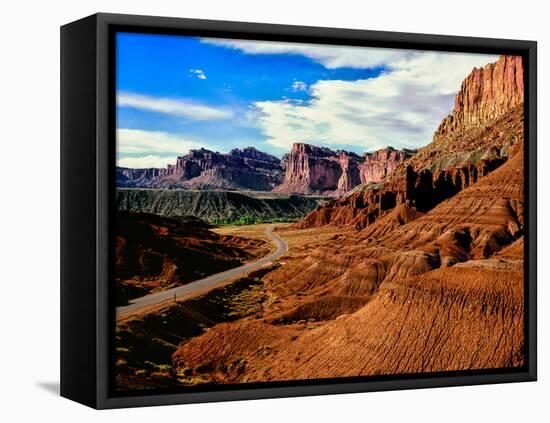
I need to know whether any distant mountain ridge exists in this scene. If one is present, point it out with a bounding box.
[117,144,414,196]
[274,143,415,196]
[117,147,284,191]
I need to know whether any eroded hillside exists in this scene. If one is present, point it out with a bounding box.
[115,212,269,304]
[172,142,525,382]
[114,55,526,390]
[116,189,324,224]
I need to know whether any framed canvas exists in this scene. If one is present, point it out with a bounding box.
[60,13,537,409]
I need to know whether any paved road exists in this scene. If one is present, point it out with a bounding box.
[116,225,288,318]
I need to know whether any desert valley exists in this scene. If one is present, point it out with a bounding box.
[114,55,525,390]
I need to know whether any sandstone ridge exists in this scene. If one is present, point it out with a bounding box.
[298,55,524,230]
[274,143,414,196]
[117,147,284,191]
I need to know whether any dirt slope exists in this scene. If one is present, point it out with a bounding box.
[115,212,268,304]
[172,144,525,382]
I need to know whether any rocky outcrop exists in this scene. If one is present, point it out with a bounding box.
[170,126,526,385]
[118,143,412,195]
[434,55,523,140]
[297,141,512,230]
[298,55,524,230]
[117,147,284,191]
[274,143,344,195]
[275,143,411,195]
[337,151,363,192]
[116,167,163,186]
[359,147,415,185]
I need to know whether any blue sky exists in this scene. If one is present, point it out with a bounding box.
[116,32,499,169]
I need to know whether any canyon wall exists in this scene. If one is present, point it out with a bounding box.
[298,55,524,230]
[434,55,524,140]
[359,147,415,185]
[168,55,526,384]
[274,143,345,195]
[119,143,413,196]
[274,143,412,196]
[116,147,284,191]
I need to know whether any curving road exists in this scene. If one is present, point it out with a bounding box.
[116,225,288,318]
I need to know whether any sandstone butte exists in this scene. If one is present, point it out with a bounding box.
[274,143,415,196]
[117,147,285,191]
[117,142,415,196]
[116,55,526,388]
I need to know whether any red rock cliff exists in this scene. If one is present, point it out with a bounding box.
[298,55,524,229]
[275,143,411,196]
[116,147,284,191]
[434,55,523,139]
[359,148,415,185]
[337,151,363,192]
[274,143,345,195]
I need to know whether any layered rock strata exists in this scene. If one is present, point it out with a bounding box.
[116,147,284,191]
[274,143,412,196]
[298,55,524,229]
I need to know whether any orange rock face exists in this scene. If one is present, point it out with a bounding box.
[434,55,524,139]
[359,147,415,185]
[274,143,354,195]
[275,143,414,196]
[299,55,524,230]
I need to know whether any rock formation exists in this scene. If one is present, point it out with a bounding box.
[298,55,524,230]
[116,147,284,191]
[274,143,345,195]
[114,55,527,389]
[337,151,363,192]
[434,55,523,139]
[116,167,163,186]
[274,143,412,195]
[359,147,416,185]
[168,55,526,383]
[117,142,413,196]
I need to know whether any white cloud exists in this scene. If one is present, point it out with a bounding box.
[202,38,408,69]
[252,52,500,151]
[117,92,231,120]
[189,68,207,80]
[117,155,179,169]
[117,128,209,156]
[291,80,308,92]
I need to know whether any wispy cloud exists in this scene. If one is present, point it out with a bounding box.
[202,38,408,69]
[117,154,179,169]
[117,92,232,120]
[291,80,308,92]
[189,68,207,80]
[117,128,210,156]
[253,52,500,151]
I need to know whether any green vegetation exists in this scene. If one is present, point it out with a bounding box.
[208,215,298,226]
[116,189,324,223]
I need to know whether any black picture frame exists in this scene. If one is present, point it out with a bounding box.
[61,12,537,409]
